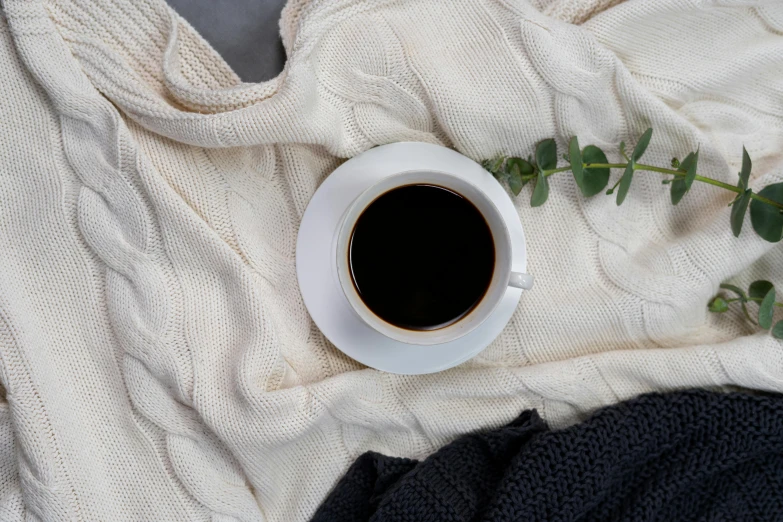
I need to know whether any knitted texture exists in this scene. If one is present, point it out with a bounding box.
[312,390,783,522]
[0,0,782,520]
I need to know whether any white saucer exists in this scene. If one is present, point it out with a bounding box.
[296,142,528,374]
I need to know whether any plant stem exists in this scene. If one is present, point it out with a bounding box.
[544,166,573,176]
[507,156,783,211]
[579,162,783,210]
[582,163,627,169]
[637,164,738,191]
[725,297,783,307]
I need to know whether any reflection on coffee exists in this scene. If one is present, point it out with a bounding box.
[349,184,494,331]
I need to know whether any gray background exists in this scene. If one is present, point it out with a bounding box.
[166,0,287,83]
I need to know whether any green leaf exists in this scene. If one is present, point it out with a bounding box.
[708,296,729,313]
[531,170,549,207]
[632,128,653,161]
[671,157,680,169]
[739,146,752,190]
[569,137,584,194]
[507,157,534,175]
[484,157,507,181]
[730,188,752,237]
[581,145,611,197]
[750,183,783,243]
[616,162,635,206]
[773,320,783,339]
[683,148,699,190]
[749,280,774,300]
[679,152,696,171]
[670,151,697,205]
[615,127,651,205]
[536,139,558,171]
[508,162,524,196]
[670,179,687,205]
[759,287,776,330]
[491,157,505,174]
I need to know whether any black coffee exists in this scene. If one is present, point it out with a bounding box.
[349,184,495,330]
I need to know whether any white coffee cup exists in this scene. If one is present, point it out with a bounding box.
[336,170,533,346]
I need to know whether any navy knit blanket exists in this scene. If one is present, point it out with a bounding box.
[311,390,783,521]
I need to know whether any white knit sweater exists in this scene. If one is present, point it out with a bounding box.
[0,0,781,520]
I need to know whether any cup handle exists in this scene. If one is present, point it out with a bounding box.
[509,272,534,290]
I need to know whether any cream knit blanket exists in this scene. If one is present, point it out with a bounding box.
[0,0,782,520]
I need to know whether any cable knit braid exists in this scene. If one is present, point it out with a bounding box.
[4,2,260,520]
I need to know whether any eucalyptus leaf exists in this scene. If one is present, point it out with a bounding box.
[773,320,783,339]
[481,159,493,173]
[632,128,653,161]
[670,179,687,205]
[490,157,505,176]
[678,152,696,172]
[569,137,584,193]
[615,127,653,204]
[739,146,752,190]
[616,162,635,206]
[759,287,776,330]
[536,139,558,171]
[508,162,524,196]
[730,188,752,237]
[581,145,611,197]
[531,171,549,207]
[708,296,729,313]
[683,148,699,190]
[750,183,783,243]
[749,280,774,300]
[671,151,699,205]
[507,157,534,175]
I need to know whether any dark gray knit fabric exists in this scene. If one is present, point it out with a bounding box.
[312,390,783,521]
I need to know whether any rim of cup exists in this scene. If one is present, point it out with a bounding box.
[335,170,515,346]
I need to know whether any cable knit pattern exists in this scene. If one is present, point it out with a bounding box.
[312,390,783,522]
[0,0,782,520]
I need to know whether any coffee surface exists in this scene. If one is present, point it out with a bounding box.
[349,184,494,330]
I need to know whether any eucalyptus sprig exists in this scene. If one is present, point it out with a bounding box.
[709,281,783,339]
[482,128,783,242]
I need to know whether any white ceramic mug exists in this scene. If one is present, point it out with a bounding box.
[336,170,533,346]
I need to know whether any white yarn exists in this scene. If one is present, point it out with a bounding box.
[0,0,781,520]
